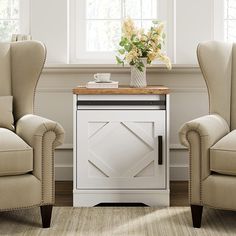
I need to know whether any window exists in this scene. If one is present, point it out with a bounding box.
[224,0,236,41]
[0,0,19,41]
[70,0,173,63]
[0,0,29,42]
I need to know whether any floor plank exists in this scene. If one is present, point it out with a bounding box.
[55,181,189,207]
[55,181,73,207]
[170,181,189,206]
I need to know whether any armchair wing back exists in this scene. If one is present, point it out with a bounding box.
[197,41,236,129]
[0,41,65,228]
[179,41,236,228]
[0,41,46,120]
[11,41,46,120]
[0,43,11,96]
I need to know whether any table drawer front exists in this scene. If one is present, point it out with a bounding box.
[77,95,166,110]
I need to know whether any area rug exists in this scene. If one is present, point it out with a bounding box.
[0,207,236,236]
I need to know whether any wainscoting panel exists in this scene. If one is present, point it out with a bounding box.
[34,65,208,181]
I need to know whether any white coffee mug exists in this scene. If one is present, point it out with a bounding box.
[94,73,111,82]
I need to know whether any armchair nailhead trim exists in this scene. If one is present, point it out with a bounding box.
[41,130,58,204]
[186,130,203,205]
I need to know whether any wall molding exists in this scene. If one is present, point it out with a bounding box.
[56,143,73,150]
[55,165,73,181]
[170,165,189,181]
[169,144,187,150]
[43,64,201,74]
[37,88,73,93]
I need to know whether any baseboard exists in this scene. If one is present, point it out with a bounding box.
[55,165,73,181]
[55,165,189,181]
[170,165,189,181]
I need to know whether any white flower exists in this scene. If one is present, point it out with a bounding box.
[117,18,172,70]
[125,47,140,63]
[122,18,137,38]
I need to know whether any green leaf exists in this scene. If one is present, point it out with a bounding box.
[124,44,132,52]
[140,61,144,67]
[119,39,125,46]
[118,49,125,55]
[116,56,124,65]
[137,65,143,72]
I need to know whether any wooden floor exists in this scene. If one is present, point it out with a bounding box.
[55,181,189,207]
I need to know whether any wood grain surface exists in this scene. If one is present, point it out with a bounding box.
[73,86,170,95]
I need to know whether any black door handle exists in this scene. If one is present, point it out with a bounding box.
[158,136,163,165]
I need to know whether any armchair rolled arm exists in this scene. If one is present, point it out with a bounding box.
[16,114,64,148]
[16,114,65,204]
[179,114,229,148]
[179,114,229,204]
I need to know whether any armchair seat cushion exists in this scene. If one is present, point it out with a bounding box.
[210,130,236,176]
[0,128,33,177]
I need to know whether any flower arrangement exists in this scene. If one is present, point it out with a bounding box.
[116,18,171,71]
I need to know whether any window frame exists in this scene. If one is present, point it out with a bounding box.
[19,0,30,35]
[69,0,175,64]
[213,0,224,41]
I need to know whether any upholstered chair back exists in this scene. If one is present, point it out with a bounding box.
[0,41,46,121]
[197,41,236,130]
[0,43,12,96]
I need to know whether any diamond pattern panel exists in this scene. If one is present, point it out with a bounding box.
[88,122,154,176]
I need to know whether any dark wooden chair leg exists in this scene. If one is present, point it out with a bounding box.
[191,205,203,228]
[40,205,53,228]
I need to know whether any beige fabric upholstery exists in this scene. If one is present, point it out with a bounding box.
[179,114,229,180]
[0,41,65,212]
[11,41,46,121]
[0,128,33,176]
[179,41,236,211]
[0,96,14,131]
[0,175,41,210]
[230,44,236,129]
[179,114,229,204]
[202,174,236,210]
[197,41,232,125]
[16,114,64,203]
[210,130,236,176]
[0,43,11,96]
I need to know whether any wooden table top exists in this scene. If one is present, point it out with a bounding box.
[73,86,170,95]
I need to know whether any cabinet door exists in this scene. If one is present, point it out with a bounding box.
[76,110,166,189]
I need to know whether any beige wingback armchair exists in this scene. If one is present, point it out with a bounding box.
[0,41,64,227]
[179,41,236,228]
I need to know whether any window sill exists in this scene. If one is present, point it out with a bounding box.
[43,64,200,74]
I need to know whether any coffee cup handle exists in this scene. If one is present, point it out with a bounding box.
[94,74,98,81]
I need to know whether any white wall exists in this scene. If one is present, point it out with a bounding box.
[176,0,214,63]
[29,0,217,64]
[30,0,68,63]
